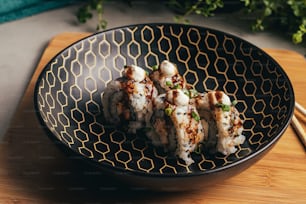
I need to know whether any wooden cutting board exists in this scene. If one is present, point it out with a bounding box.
[0,32,305,203]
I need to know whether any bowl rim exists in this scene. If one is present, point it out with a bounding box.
[33,23,295,178]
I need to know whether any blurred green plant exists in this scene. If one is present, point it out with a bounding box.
[167,0,224,24]
[76,0,107,30]
[76,0,306,44]
[241,0,306,44]
[76,0,225,29]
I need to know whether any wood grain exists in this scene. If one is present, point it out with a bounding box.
[0,32,305,203]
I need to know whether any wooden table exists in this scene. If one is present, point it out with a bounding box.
[0,33,305,203]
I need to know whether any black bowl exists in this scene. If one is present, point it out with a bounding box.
[34,23,294,191]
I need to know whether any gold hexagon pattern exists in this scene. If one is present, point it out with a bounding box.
[35,24,294,176]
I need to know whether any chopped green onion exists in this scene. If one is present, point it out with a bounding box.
[145,70,149,76]
[189,89,198,98]
[215,103,230,112]
[166,81,173,87]
[191,111,200,122]
[183,89,190,97]
[173,84,182,89]
[194,143,203,154]
[165,107,173,116]
[222,104,230,111]
[182,89,199,98]
[152,65,159,71]
[232,100,238,106]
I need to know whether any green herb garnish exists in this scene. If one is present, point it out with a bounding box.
[232,100,238,106]
[173,84,182,89]
[152,65,159,71]
[166,81,173,87]
[215,103,230,112]
[183,89,190,97]
[165,107,173,116]
[182,88,198,98]
[191,111,200,122]
[194,143,203,154]
[189,89,198,98]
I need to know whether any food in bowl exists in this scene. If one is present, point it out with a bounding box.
[34,23,295,190]
[102,60,245,165]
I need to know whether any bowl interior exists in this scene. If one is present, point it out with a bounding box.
[34,24,294,176]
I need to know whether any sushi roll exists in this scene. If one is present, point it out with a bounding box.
[102,79,127,125]
[147,89,206,165]
[194,91,245,155]
[102,65,158,133]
